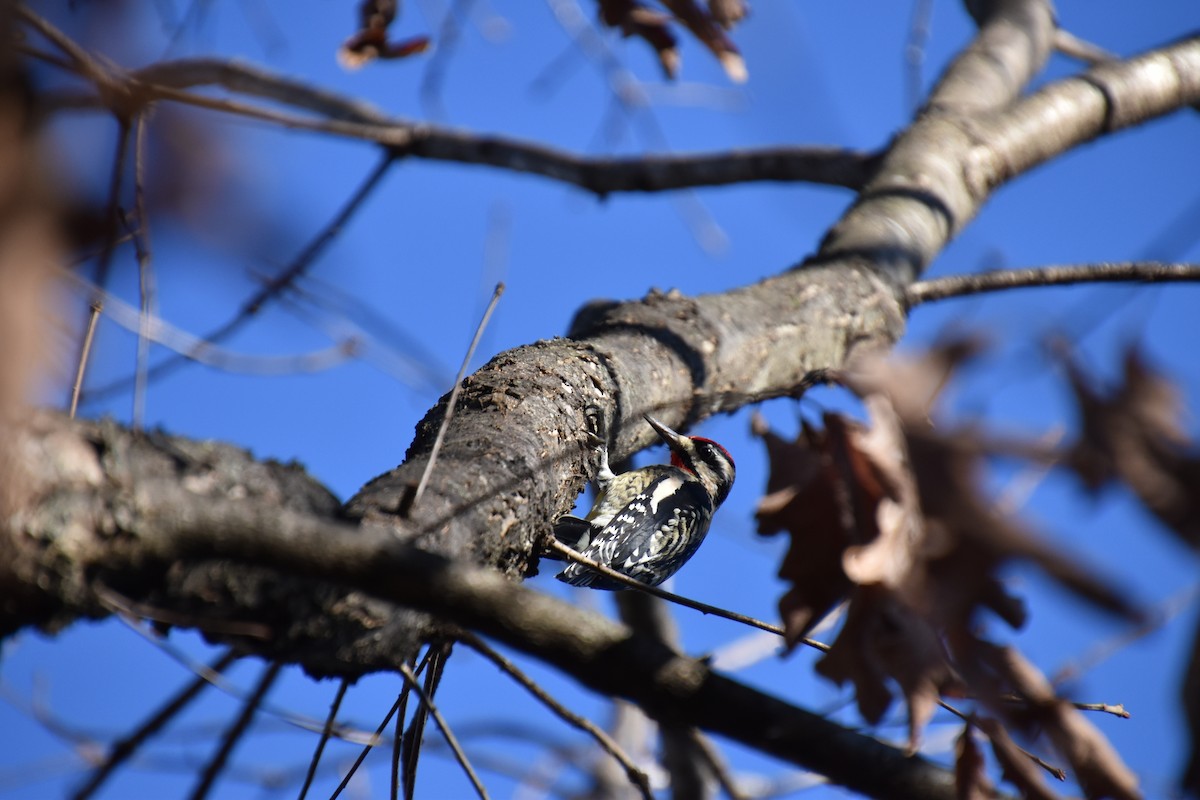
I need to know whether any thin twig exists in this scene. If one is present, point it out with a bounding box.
[71,650,239,800]
[419,0,473,120]
[997,693,1131,719]
[391,686,404,800]
[904,0,934,114]
[401,644,451,799]
[187,660,282,800]
[906,261,1200,306]
[70,119,131,416]
[1052,582,1200,687]
[391,651,419,798]
[1053,28,1117,65]
[36,50,875,194]
[15,5,114,85]
[297,679,349,800]
[548,539,829,652]
[455,630,654,800]
[687,729,749,800]
[81,150,397,402]
[397,661,490,800]
[939,704,1067,781]
[410,283,504,508]
[69,308,101,419]
[61,270,359,377]
[96,590,374,743]
[131,114,155,431]
[993,429,1064,515]
[546,0,728,252]
[1071,702,1129,719]
[330,697,402,800]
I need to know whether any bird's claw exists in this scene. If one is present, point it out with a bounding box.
[583,404,607,448]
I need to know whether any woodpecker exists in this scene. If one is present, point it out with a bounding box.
[553,413,735,589]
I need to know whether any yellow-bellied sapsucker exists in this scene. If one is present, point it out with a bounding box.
[553,413,735,589]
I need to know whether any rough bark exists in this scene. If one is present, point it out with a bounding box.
[0,411,976,799]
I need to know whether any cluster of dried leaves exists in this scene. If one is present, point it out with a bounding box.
[338,1,748,82]
[597,0,748,82]
[754,338,1200,799]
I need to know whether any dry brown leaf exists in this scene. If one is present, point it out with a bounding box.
[597,0,747,81]
[761,338,1144,770]
[955,723,995,800]
[752,413,854,644]
[660,0,747,81]
[598,0,681,79]
[1061,344,1200,547]
[753,406,908,644]
[814,587,892,725]
[815,585,964,753]
[708,0,748,29]
[905,425,1143,628]
[851,340,1138,629]
[843,336,987,425]
[840,394,923,589]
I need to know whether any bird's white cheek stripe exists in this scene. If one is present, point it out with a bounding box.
[648,476,684,514]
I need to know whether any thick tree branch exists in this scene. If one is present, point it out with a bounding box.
[0,411,975,800]
[933,0,1056,114]
[971,35,1200,191]
[906,261,1200,306]
[816,0,1055,285]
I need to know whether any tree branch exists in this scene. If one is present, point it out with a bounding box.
[906,261,1200,306]
[0,410,976,800]
[456,630,655,800]
[31,45,876,193]
[972,35,1200,191]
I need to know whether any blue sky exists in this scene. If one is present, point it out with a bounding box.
[3,1,1199,798]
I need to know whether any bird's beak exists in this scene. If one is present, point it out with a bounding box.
[643,414,688,453]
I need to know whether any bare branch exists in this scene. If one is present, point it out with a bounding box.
[398,660,490,800]
[906,262,1200,306]
[63,270,359,376]
[331,696,402,800]
[456,630,654,800]
[297,679,349,800]
[129,115,155,431]
[69,121,130,417]
[187,661,282,800]
[547,539,830,651]
[1054,29,1117,66]
[821,25,1199,287]
[32,42,873,193]
[931,0,1055,114]
[127,83,879,193]
[978,35,1200,186]
[81,150,397,402]
[71,650,240,800]
[413,283,505,509]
